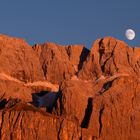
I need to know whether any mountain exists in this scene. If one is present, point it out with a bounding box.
[33,43,89,84]
[0,34,140,140]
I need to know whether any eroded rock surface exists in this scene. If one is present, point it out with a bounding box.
[0,101,81,140]
[33,43,89,84]
[0,35,139,140]
[78,36,140,80]
[0,34,44,82]
[86,76,140,140]
[54,75,140,139]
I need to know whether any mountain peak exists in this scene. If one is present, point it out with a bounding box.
[0,34,140,139]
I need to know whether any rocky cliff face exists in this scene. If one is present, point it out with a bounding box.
[53,75,140,140]
[33,43,89,84]
[0,101,81,140]
[78,37,140,81]
[0,35,44,82]
[0,34,140,140]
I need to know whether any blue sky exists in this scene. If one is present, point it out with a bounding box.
[0,0,139,48]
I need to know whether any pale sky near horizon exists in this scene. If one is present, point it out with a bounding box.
[0,0,139,48]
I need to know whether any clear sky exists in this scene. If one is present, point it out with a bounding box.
[0,0,139,48]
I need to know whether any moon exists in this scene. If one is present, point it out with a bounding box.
[125,29,135,40]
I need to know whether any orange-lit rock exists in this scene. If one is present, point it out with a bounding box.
[0,34,44,82]
[78,36,140,80]
[33,43,89,84]
[0,34,139,140]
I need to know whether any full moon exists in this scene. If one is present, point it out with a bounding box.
[125,29,135,40]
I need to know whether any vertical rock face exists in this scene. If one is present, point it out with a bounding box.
[65,45,89,72]
[0,102,81,140]
[78,36,140,80]
[87,76,140,140]
[0,34,140,140]
[0,35,44,82]
[54,76,140,140]
[55,79,102,123]
[33,43,76,84]
[33,43,89,84]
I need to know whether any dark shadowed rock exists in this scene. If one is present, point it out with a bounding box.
[65,45,89,72]
[54,79,104,125]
